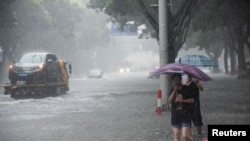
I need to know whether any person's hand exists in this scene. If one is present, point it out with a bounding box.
[173,86,178,93]
[175,94,183,102]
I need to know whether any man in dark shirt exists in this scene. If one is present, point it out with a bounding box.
[184,75,204,135]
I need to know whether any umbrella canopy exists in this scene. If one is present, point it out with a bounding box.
[178,55,216,67]
[148,63,213,81]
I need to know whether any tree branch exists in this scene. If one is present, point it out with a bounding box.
[136,0,158,33]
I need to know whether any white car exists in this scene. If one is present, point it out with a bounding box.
[87,69,103,79]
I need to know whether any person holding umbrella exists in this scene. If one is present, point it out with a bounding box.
[184,75,204,135]
[167,73,195,141]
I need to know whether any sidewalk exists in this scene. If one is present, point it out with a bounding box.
[161,73,250,141]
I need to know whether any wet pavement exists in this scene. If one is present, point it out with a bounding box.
[0,72,249,141]
[190,74,250,141]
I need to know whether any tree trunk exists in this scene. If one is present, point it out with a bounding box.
[0,52,11,83]
[223,27,230,74]
[229,44,236,75]
[224,45,229,74]
[237,36,247,78]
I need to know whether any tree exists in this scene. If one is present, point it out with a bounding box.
[185,27,224,72]
[0,0,17,57]
[0,0,112,79]
[190,0,250,77]
[0,0,17,82]
[88,0,200,63]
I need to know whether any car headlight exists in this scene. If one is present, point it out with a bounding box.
[126,68,130,72]
[120,68,124,72]
[9,65,14,70]
[37,64,44,70]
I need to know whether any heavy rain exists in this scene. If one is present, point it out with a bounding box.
[0,0,249,141]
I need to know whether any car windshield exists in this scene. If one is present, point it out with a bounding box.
[18,54,46,63]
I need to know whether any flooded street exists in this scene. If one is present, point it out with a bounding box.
[0,72,163,141]
[0,72,249,141]
[0,0,249,141]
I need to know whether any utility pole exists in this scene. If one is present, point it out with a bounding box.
[158,0,168,108]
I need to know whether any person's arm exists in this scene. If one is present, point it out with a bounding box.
[167,87,177,103]
[175,94,194,104]
[175,86,195,104]
[179,98,194,104]
[194,79,204,91]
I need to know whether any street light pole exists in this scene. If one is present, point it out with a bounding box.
[158,0,168,108]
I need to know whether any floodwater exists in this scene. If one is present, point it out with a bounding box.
[0,72,249,141]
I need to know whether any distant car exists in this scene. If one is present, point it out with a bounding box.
[8,52,61,85]
[119,67,130,73]
[87,69,103,79]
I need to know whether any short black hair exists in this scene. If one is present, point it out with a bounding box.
[171,73,182,80]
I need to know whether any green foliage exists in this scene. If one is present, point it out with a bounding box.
[87,0,155,36]
[187,0,228,60]
[31,0,43,5]
[192,0,250,35]
[188,0,250,72]
[0,0,110,52]
[88,0,199,61]
[0,0,17,51]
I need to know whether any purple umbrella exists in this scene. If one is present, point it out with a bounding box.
[148,63,213,81]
